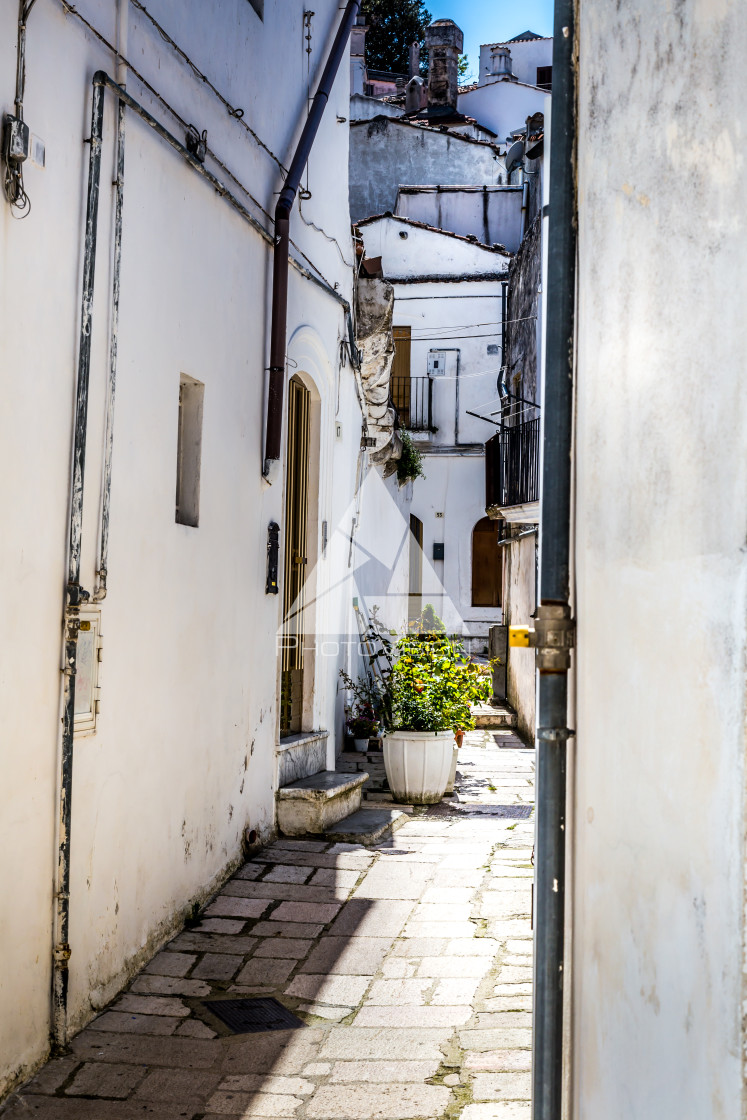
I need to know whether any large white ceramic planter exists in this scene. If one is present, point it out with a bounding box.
[383,730,454,805]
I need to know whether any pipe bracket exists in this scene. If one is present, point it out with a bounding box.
[53,943,72,968]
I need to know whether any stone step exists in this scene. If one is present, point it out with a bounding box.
[472,702,518,730]
[324,807,408,846]
[276,770,368,837]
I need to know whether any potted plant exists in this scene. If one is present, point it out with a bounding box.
[347,705,379,753]
[383,611,491,804]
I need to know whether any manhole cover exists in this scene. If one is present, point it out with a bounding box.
[202,998,305,1034]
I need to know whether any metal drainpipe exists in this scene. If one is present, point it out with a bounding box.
[52,74,106,1050]
[264,0,360,479]
[93,7,128,603]
[532,0,577,1116]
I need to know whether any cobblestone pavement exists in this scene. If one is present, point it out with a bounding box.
[2,730,534,1120]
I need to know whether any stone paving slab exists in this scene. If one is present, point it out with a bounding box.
[2,736,535,1120]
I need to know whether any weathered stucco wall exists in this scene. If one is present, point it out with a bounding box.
[349,117,501,223]
[0,0,359,1095]
[395,185,523,252]
[573,1,747,1116]
[458,81,549,145]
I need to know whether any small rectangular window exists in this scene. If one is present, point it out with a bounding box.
[175,373,204,527]
[536,66,552,91]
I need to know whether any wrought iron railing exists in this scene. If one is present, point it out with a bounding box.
[390,375,433,432]
[485,417,541,511]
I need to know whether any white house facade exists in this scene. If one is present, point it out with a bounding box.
[0,0,368,1094]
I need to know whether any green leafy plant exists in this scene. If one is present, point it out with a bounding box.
[389,608,491,733]
[396,429,425,485]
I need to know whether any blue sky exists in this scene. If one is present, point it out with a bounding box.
[427,0,555,83]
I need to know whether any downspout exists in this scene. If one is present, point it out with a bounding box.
[520,171,529,241]
[263,0,360,479]
[52,73,106,1050]
[532,1,577,1118]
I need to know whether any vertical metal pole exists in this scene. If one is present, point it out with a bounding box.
[532,0,577,1115]
[52,74,106,1050]
[94,96,126,601]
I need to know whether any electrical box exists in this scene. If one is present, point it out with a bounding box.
[74,608,103,735]
[428,352,446,377]
[428,350,459,378]
[3,115,30,164]
[266,521,279,594]
[432,542,445,561]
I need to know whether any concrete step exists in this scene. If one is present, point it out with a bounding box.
[277,770,368,837]
[472,702,518,730]
[324,807,408,846]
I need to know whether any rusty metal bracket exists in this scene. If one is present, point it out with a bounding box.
[508,604,575,672]
[533,603,574,673]
[53,943,71,968]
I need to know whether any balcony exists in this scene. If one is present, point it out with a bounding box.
[390,375,434,433]
[485,417,541,520]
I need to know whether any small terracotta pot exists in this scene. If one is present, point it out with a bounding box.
[454,729,465,748]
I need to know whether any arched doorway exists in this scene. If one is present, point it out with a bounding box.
[472,517,502,608]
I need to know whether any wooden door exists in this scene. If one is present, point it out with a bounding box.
[472,517,502,607]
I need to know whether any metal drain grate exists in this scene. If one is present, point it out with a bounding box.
[202,998,306,1034]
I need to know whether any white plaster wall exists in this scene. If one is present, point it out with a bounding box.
[395,187,523,252]
[349,118,501,223]
[573,2,747,1116]
[459,81,549,144]
[479,39,553,88]
[410,455,501,640]
[383,274,506,638]
[359,216,510,280]
[0,0,358,1093]
[350,92,403,121]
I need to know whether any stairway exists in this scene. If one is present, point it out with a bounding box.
[275,736,407,844]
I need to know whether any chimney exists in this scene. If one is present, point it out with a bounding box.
[406,75,425,114]
[425,19,463,115]
[490,45,515,80]
[409,42,420,80]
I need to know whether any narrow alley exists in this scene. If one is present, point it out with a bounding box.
[1,733,534,1120]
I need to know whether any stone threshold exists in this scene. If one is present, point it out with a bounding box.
[276,729,329,753]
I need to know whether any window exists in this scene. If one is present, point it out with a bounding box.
[175,374,204,527]
[536,66,552,90]
[472,517,503,607]
[246,0,263,18]
[408,514,423,620]
[391,325,412,425]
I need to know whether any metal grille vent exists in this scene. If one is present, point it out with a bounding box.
[202,998,306,1034]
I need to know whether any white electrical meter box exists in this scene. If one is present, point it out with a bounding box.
[74,608,103,735]
[428,350,458,378]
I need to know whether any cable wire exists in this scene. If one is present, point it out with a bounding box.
[56,0,343,296]
[129,0,287,173]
